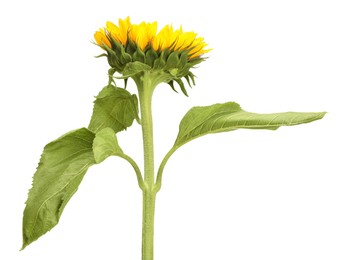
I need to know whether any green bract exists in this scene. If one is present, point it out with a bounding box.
[99,41,201,96]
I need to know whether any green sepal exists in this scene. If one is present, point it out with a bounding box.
[133,47,146,63]
[153,57,166,69]
[178,51,189,69]
[106,37,136,72]
[160,49,171,63]
[101,44,123,71]
[95,53,108,59]
[184,75,192,88]
[168,80,178,93]
[107,52,120,70]
[107,35,123,52]
[182,71,196,87]
[146,48,159,67]
[188,57,205,67]
[177,63,191,77]
[188,71,196,85]
[119,45,132,64]
[166,52,180,69]
[174,78,188,96]
[126,38,137,55]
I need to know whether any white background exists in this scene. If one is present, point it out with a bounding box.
[0,0,340,259]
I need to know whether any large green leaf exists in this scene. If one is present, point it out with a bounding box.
[155,102,326,191]
[93,127,123,163]
[22,128,96,249]
[174,102,326,147]
[88,85,140,133]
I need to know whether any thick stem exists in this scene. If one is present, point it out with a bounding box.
[135,72,157,260]
[142,190,156,260]
[138,82,155,189]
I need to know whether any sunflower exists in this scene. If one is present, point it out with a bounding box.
[94,17,210,95]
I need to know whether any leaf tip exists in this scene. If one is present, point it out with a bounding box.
[320,111,327,117]
[309,111,327,122]
[20,244,27,251]
[20,234,30,251]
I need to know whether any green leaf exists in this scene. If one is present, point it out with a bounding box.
[122,61,151,77]
[22,128,96,250]
[174,102,326,147]
[93,127,123,163]
[88,85,140,133]
[155,102,326,192]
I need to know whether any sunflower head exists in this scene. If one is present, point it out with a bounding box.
[94,17,210,95]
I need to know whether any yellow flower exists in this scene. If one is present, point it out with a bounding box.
[94,17,210,95]
[94,17,210,59]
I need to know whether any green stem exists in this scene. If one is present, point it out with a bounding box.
[135,72,157,260]
[142,190,156,260]
[139,84,155,189]
[115,153,145,190]
[154,146,178,193]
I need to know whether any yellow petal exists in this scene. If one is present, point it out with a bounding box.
[117,17,131,44]
[128,21,158,50]
[94,29,111,47]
